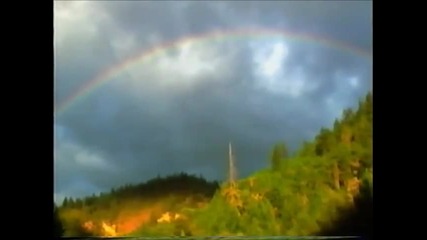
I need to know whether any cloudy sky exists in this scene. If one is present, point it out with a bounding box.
[54,1,372,203]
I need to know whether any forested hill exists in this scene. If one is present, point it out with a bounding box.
[177,92,372,237]
[56,173,220,236]
[61,173,219,208]
[55,92,372,238]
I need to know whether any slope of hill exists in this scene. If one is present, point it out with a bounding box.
[58,92,372,238]
[58,173,219,236]
[185,92,372,237]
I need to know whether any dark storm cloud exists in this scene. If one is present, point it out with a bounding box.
[222,1,372,49]
[54,1,372,202]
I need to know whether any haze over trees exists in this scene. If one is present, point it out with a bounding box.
[56,92,372,238]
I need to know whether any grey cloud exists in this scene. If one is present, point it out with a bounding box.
[54,33,120,104]
[98,1,191,43]
[222,1,372,47]
[54,1,372,199]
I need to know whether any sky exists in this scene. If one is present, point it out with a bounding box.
[54,1,372,203]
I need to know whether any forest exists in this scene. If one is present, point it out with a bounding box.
[54,92,372,239]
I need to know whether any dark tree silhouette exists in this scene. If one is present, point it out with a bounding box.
[316,183,373,240]
[54,203,64,239]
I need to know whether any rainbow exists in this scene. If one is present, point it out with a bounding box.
[55,27,372,116]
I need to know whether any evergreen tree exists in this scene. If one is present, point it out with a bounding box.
[62,197,69,208]
[270,143,288,171]
[54,203,64,238]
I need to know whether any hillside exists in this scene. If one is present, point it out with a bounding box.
[57,173,219,236]
[56,92,372,238]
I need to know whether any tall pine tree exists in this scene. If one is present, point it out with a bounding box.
[270,143,288,171]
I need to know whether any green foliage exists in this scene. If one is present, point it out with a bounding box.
[58,173,220,236]
[60,173,219,211]
[129,222,176,237]
[189,92,372,236]
[63,218,92,237]
[191,193,242,235]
